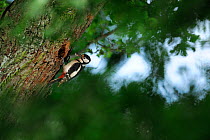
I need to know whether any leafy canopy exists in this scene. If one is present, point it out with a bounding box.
[78,0,210,57]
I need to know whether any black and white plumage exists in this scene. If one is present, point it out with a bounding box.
[50,54,91,86]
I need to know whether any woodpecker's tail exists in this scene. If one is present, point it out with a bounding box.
[49,72,66,85]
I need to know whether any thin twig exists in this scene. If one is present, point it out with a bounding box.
[91,28,117,44]
[79,28,117,53]
[97,42,118,51]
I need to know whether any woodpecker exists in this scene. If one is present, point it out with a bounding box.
[50,54,91,86]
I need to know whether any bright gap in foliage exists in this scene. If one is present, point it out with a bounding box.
[108,52,151,92]
[158,20,210,102]
[87,20,210,103]
[86,44,108,74]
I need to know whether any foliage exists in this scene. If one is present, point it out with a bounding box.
[0,0,8,16]
[75,0,210,58]
[0,72,210,140]
[1,0,208,56]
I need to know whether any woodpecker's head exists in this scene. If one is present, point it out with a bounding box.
[81,54,91,64]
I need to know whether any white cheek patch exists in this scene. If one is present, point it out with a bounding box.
[84,58,89,63]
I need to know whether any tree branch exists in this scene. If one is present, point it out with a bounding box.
[74,28,117,56]
[88,28,117,46]
[97,42,117,51]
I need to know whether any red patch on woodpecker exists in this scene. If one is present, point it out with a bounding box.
[58,72,66,78]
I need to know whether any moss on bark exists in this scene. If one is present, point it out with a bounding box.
[0,0,105,99]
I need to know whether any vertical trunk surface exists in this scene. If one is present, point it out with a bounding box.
[0,0,104,98]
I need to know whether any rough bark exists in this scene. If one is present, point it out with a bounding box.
[0,0,105,98]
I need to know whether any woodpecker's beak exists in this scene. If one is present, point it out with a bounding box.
[75,53,82,57]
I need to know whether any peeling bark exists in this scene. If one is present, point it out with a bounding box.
[0,0,105,98]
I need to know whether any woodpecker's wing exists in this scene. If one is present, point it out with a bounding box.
[67,62,81,73]
[66,62,83,79]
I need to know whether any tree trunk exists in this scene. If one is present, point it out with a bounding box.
[0,0,105,98]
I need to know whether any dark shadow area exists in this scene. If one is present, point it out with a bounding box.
[0,72,210,140]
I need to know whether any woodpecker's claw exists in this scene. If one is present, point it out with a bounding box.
[62,58,65,65]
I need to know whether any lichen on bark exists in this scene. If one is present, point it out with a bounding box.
[0,0,105,98]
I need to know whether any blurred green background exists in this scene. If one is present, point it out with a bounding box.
[1,0,210,139]
[1,71,210,140]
